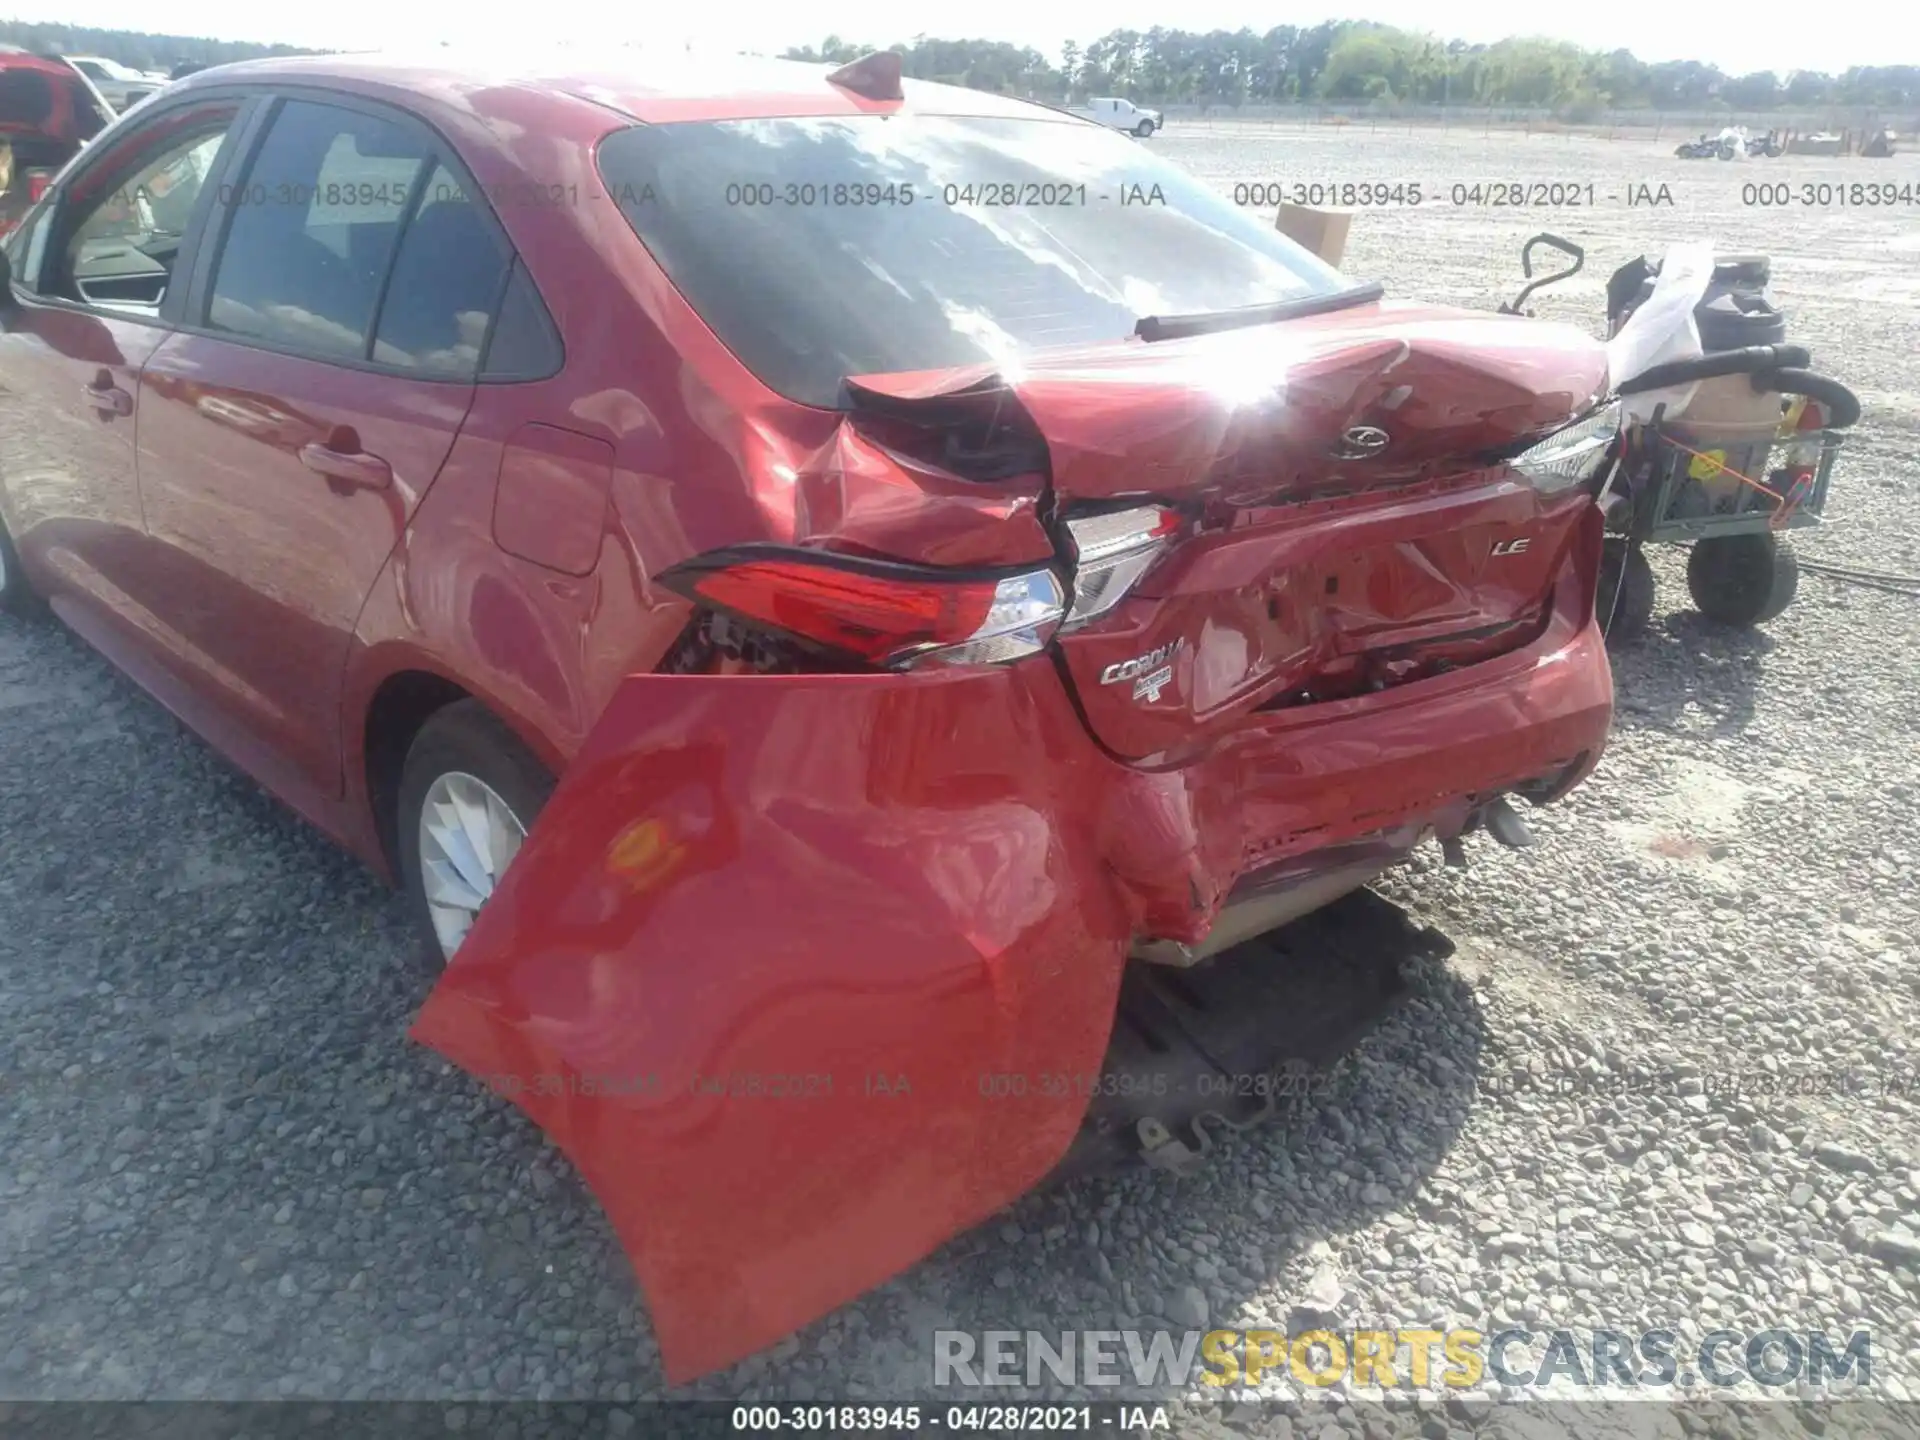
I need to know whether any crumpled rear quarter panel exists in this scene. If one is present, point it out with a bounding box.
[409,664,1131,1383]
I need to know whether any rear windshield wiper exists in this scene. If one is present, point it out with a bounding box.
[1135,281,1386,343]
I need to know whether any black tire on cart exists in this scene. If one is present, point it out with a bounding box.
[1687,531,1799,628]
[1597,537,1656,642]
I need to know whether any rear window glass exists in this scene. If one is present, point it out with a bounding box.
[596,115,1347,409]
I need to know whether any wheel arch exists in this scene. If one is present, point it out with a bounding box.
[349,648,568,881]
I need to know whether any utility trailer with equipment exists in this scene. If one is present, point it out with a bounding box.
[1501,232,1861,638]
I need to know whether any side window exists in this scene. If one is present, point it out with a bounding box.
[371,161,511,379]
[49,110,238,314]
[205,100,429,361]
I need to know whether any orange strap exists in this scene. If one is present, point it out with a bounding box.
[1662,436,1806,529]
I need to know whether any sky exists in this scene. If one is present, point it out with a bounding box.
[10,0,1916,80]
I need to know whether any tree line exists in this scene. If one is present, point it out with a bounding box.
[0,20,305,73]
[782,26,1919,115]
[4,17,1909,116]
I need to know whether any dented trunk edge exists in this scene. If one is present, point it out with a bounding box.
[410,509,1613,1385]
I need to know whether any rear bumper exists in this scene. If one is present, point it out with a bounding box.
[1098,510,1613,948]
[411,510,1611,1384]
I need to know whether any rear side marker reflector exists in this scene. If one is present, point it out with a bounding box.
[1062,506,1182,628]
[657,547,1065,670]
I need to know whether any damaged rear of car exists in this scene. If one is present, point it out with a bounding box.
[413,95,1615,1382]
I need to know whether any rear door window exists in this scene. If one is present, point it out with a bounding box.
[205,99,430,360]
[371,162,512,378]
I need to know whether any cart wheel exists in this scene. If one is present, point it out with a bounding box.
[1597,538,1655,642]
[1687,532,1799,628]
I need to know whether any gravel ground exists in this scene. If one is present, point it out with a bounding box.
[3,123,1919,1428]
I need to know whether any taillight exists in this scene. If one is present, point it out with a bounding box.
[1061,505,1181,628]
[657,547,1066,670]
[1511,400,1622,494]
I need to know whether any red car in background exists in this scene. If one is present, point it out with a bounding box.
[0,49,1616,1382]
[0,46,115,239]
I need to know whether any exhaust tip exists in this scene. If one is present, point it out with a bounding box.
[1484,795,1536,850]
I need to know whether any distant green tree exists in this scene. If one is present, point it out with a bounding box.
[780,35,864,64]
[1723,70,1783,108]
[24,18,1915,115]
[0,18,313,72]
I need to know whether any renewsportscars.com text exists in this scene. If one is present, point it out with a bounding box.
[934,1327,1872,1391]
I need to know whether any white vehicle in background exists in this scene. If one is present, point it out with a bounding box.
[1071,96,1163,137]
[60,55,164,111]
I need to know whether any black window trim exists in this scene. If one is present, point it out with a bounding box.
[478,256,565,383]
[173,84,562,384]
[12,89,263,330]
[4,205,49,296]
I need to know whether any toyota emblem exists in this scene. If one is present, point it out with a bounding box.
[1333,425,1391,458]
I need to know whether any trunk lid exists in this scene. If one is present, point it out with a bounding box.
[848,301,1610,760]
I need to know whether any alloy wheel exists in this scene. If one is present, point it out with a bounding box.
[417,769,528,961]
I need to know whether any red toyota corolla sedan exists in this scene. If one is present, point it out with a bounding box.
[0,49,1616,1381]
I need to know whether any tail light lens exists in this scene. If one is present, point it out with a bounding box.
[1061,505,1181,628]
[658,547,1066,670]
[1511,401,1622,493]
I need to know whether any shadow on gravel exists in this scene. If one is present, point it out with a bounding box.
[828,926,1489,1404]
[1608,611,1772,739]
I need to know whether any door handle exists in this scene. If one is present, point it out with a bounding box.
[298,441,392,493]
[83,379,133,417]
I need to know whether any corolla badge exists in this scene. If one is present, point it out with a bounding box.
[1100,637,1185,704]
[1332,425,1391,459]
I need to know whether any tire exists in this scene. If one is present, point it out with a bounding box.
[1687,532,1799,628]
[1134,120,1155,138]
[396,699,556,967]
[0,510,46,618]
[1597,537,1655,642]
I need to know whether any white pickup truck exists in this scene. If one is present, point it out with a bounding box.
[1071,97,1163,137]
[61,56,166,112]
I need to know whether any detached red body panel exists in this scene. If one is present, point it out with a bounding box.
[411,667,1131,1380]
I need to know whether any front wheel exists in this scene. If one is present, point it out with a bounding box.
[1133,119,1156,138]
[397,700,556,966]
[1687,532,1799,628]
